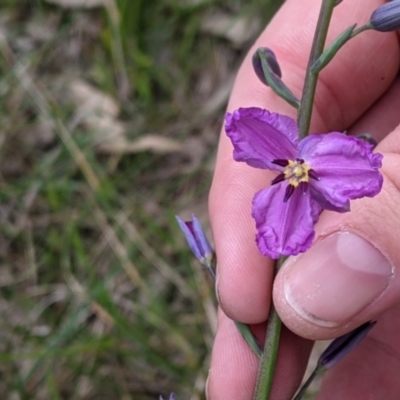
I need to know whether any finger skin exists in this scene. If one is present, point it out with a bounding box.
[209,0,399,325]
[349,77,400,141]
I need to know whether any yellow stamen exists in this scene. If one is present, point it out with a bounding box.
[284,159,311,187]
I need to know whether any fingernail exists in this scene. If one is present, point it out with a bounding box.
[283,232,393,327]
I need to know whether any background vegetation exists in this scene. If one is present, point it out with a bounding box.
[0,0,324,399]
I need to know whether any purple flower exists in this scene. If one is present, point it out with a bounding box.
[370,0,400,32]
[225,107,383,258]
[176,214,213,264]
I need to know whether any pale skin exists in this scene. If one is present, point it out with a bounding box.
[207,0,400,399]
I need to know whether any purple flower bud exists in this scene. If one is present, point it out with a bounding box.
[159,393,176,400]
[319,321,376,369]
[252,47,282,86]
[176,214,213,263]
[370,0,400,32]
[356,133,378,148]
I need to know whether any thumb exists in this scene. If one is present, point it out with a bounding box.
[273,126,400,340]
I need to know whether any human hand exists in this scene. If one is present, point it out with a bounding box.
[207,0,400,399]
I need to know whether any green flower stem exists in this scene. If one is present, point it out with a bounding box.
[253,2,340,398]
[235,321,263,359]
[312,23,372,74]
[204,257,262,358]
[293,365,324,400]
[297,0,338,139]
[351,24,372,38]
[253,256,287,400]
[204,258,216,281]
[311,24,356,74]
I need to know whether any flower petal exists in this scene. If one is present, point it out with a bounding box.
[309,186,350,213]
[299,133,383,209]
[225,107,299,171]
[252,183,322,258]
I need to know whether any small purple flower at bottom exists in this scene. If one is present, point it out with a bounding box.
[225,107,383,259]
[159,393,176,400]
[176,214,213,264]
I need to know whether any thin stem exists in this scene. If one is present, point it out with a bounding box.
[253,256,287,400]
[253,303,281,399]
[351,24,372,38]
[253,2,339,398]
[204,259,216,281]
[293,366,323,400]
[297,0,337,138]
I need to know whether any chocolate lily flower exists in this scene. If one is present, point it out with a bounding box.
[225,107,383,258]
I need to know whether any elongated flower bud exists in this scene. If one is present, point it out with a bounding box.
[176,214,213,264]
[370,0,400,32]
[251,48,300,109]
[318,321,376,369]
[356,133,378,148]
[252,47,282,86]
[159,393,175,400]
